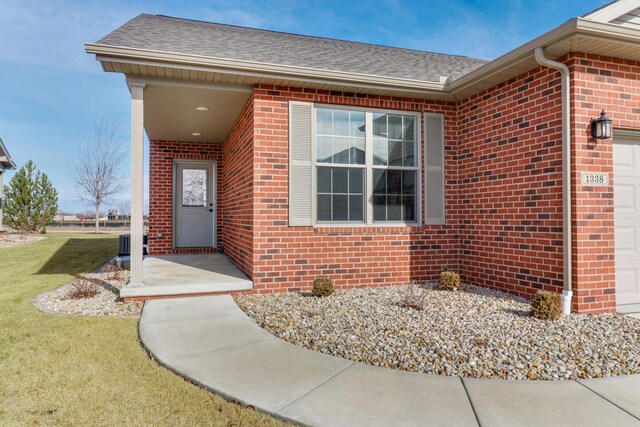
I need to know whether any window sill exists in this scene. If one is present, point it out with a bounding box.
[312,223,423,235]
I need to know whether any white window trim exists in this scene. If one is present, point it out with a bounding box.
[312,104,422,227]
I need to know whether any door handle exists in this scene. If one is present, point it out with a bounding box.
[209,209,214,212]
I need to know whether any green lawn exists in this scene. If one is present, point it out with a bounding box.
[0,234,287,426]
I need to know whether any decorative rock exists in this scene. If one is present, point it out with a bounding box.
[235,283,640,381]
[33,259,142,317]
[0,234,46,248]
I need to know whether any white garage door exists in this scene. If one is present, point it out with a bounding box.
[614,136,640,305]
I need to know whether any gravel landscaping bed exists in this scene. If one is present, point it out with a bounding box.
[33,261,142,317]
[235,283,640,380]
[0,234,46,248]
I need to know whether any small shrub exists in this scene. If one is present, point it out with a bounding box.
[439,267,461,291]
[312,276,334,297]
[399,281,431,310]
[66,278,100,299]
[530,290,562,321]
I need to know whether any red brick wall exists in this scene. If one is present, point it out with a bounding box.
[221,97,255,278]
[456,66,565,301]
[148,140,222,254]
[569,52,640,313]
[251,85,460,293]
[145,54,640,313]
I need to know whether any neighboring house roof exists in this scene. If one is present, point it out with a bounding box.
[96,14,488,84]
[0,138,16,170]
[583,0,640,27]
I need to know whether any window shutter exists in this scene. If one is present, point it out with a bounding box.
[424,113,445,225]
[289,101,313,226]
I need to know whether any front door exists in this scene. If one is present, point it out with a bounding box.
[614,136,640,305]
[175,161,215,248]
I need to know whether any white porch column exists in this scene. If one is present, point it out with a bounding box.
[129,83,146,286]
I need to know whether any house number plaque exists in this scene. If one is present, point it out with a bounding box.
[581,172,609,186]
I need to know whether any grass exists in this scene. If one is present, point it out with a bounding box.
[0,234,288,426]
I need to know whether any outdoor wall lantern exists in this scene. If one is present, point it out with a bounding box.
[590,110,612,139]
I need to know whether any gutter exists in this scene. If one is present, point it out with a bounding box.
[534,47,572,315]
[85,43,448,96]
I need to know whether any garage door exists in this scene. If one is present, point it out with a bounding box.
[614,136,640,305]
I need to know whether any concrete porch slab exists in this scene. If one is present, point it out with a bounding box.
[120,254,252,298]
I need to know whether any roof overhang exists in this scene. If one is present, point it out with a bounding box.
[86,12,640,104]
[450,17,640,100]
[85,43,453,101]
[0,139,16,170]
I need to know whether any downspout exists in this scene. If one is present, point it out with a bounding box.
[534,47,572,315]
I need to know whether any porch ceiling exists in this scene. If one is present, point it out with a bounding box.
[133,78,252,143]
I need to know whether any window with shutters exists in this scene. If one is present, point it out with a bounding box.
[314,106,421,225]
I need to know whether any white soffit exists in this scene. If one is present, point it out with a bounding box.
[134,79,252,143]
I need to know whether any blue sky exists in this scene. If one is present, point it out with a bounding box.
[1,0,606,212]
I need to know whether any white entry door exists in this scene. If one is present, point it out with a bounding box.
[175,161,215,248]
[614,136,640,305]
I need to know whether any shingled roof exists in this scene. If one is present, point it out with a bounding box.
[96,14,488,83]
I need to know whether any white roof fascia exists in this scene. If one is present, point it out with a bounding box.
[449,17,640,97]
[86,14,640,103]
[85,43,447,95]
[0,139,16,169]
[583,0,640,23]
[447,18,579,95]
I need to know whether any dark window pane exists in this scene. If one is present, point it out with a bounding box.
[349,195,363,221]
[333,110,350,136]
[318,167,331,193]
[318,195,331,221]
[349,169,363,194]
[333,195,348,221]
[402,171,415,195]
[387,170,402,194]
[316,109,333,135]
[403,196,416,221]
[404,139,415,166]
[373,195,386,221]
[389,140,403,166]
[372,113,387,138]
[373,170,386,194]
[332,168,348,193]
[388,115,403,140]
[404,116,415,140]
[387,196,402,221]
[350,112,365,137]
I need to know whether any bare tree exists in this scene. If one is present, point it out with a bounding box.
[69,119,127,233]
[117,199,131,227]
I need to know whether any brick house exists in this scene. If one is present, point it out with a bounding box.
[87,1,640,313]
[0,138,17,231]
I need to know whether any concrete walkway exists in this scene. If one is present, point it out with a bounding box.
[140,296,640,427]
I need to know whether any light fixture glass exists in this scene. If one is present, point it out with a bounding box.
[196,107,209,111]
[192,132,202,136]
[590,110,612,140]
